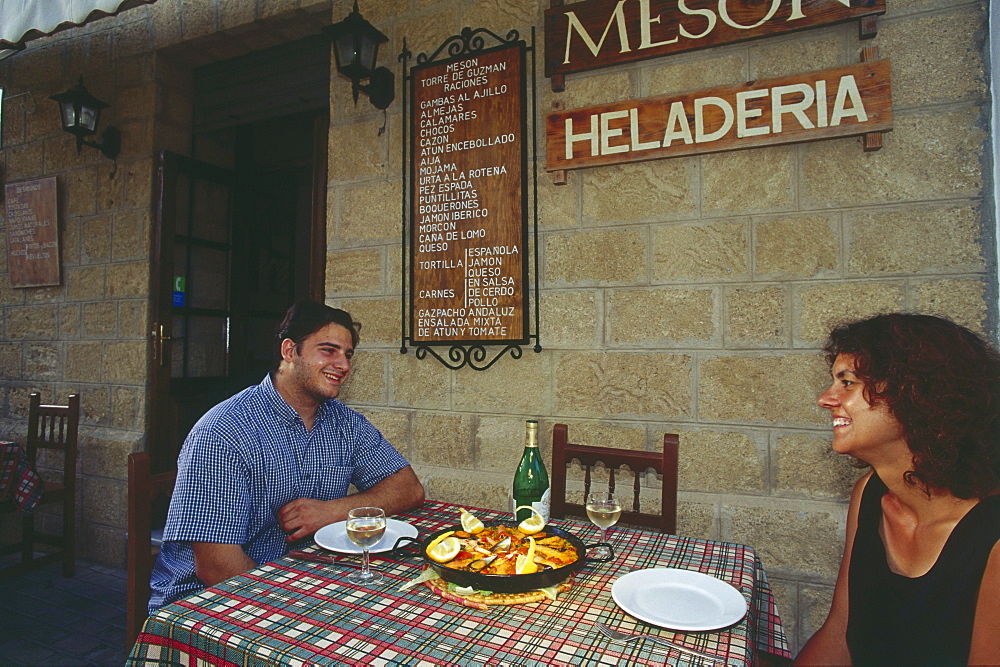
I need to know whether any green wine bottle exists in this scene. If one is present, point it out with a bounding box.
[512,420,550,523]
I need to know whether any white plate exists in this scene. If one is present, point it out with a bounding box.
[314,518,418,554]
[611,568,748,632]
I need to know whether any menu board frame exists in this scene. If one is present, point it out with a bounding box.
[400,27,540,370]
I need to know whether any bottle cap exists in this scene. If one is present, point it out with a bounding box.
[525,419,539,445]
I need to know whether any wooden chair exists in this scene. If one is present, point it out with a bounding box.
[127,451,177,647]
[550,423,679,534]
[1,393,81,578]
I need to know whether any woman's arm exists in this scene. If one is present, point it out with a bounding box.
[795,472,871,666]
[968,538,1000,664]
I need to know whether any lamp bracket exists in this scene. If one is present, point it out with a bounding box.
[356,66,394,110]
[77,126,121,161]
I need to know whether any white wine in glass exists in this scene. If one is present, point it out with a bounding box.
[347,520,386,549]
[346,507,386,584]
[585,491,621,559]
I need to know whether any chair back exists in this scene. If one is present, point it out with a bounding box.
[550,423,678,534]
[127,452,177,648]
[13,392,81,577]
[25,391,80,494]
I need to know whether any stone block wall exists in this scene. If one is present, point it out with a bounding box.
[328,0,994,654]
[0,4,159,563]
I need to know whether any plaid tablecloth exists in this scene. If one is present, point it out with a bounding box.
[129,500,790,666]
[0,441,43,514]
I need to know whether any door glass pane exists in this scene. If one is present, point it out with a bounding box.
[170,316,186,378]
[175,173,192,236]
[173,244,189,275]
[185,316,228,377]
[189,246,229,310]
[191,180,231,243]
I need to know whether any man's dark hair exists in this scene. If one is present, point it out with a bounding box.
[823,313,1000,499]
[273,300,361,370]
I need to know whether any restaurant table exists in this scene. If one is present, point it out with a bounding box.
[128,500,790,666]
[0,441,43,513]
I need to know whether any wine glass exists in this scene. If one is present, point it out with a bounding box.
[345,507,386,584]
[585,491,622,559]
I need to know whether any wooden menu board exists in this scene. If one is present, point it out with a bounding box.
[4,177,60,287]
[410,42,527,344]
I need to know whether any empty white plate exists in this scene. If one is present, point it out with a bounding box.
[314,518,418,554]
[612,568,748,631]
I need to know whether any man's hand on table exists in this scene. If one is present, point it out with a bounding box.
[279,467,425,542]
[279,498,341,542]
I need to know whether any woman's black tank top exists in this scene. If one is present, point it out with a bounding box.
[846,473,1000,666]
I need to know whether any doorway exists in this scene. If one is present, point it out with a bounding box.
[148,37,330,472]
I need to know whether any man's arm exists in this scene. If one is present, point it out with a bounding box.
[192,542,258,586]
[278,466,425,542]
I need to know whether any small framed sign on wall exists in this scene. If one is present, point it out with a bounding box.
[4,176,61,287]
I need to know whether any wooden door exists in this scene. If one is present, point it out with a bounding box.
[149,151,237,473]
[148,114,328,472]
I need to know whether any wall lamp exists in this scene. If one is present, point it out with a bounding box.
[324,2,395,110]
[49,76,121,161]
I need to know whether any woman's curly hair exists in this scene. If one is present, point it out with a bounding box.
[823,313,1000,499]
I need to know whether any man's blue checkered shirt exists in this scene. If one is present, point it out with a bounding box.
[148,373,409,611]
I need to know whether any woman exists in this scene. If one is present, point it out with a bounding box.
[796,313,1000,666]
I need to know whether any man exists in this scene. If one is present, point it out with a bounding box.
[149,301,424,611]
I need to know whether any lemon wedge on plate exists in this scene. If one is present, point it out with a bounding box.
[458,507,485,534]
[514,505,546,535]
[427,536,461,563]
[515,536,538,574]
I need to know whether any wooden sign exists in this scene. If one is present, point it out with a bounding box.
[4,176,60,287]
[546,59,892,171]
[545,0,885,78]
[410,42,528,344]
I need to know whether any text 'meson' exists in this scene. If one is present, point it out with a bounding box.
[544,0,886,77]
[546,59,892,171]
